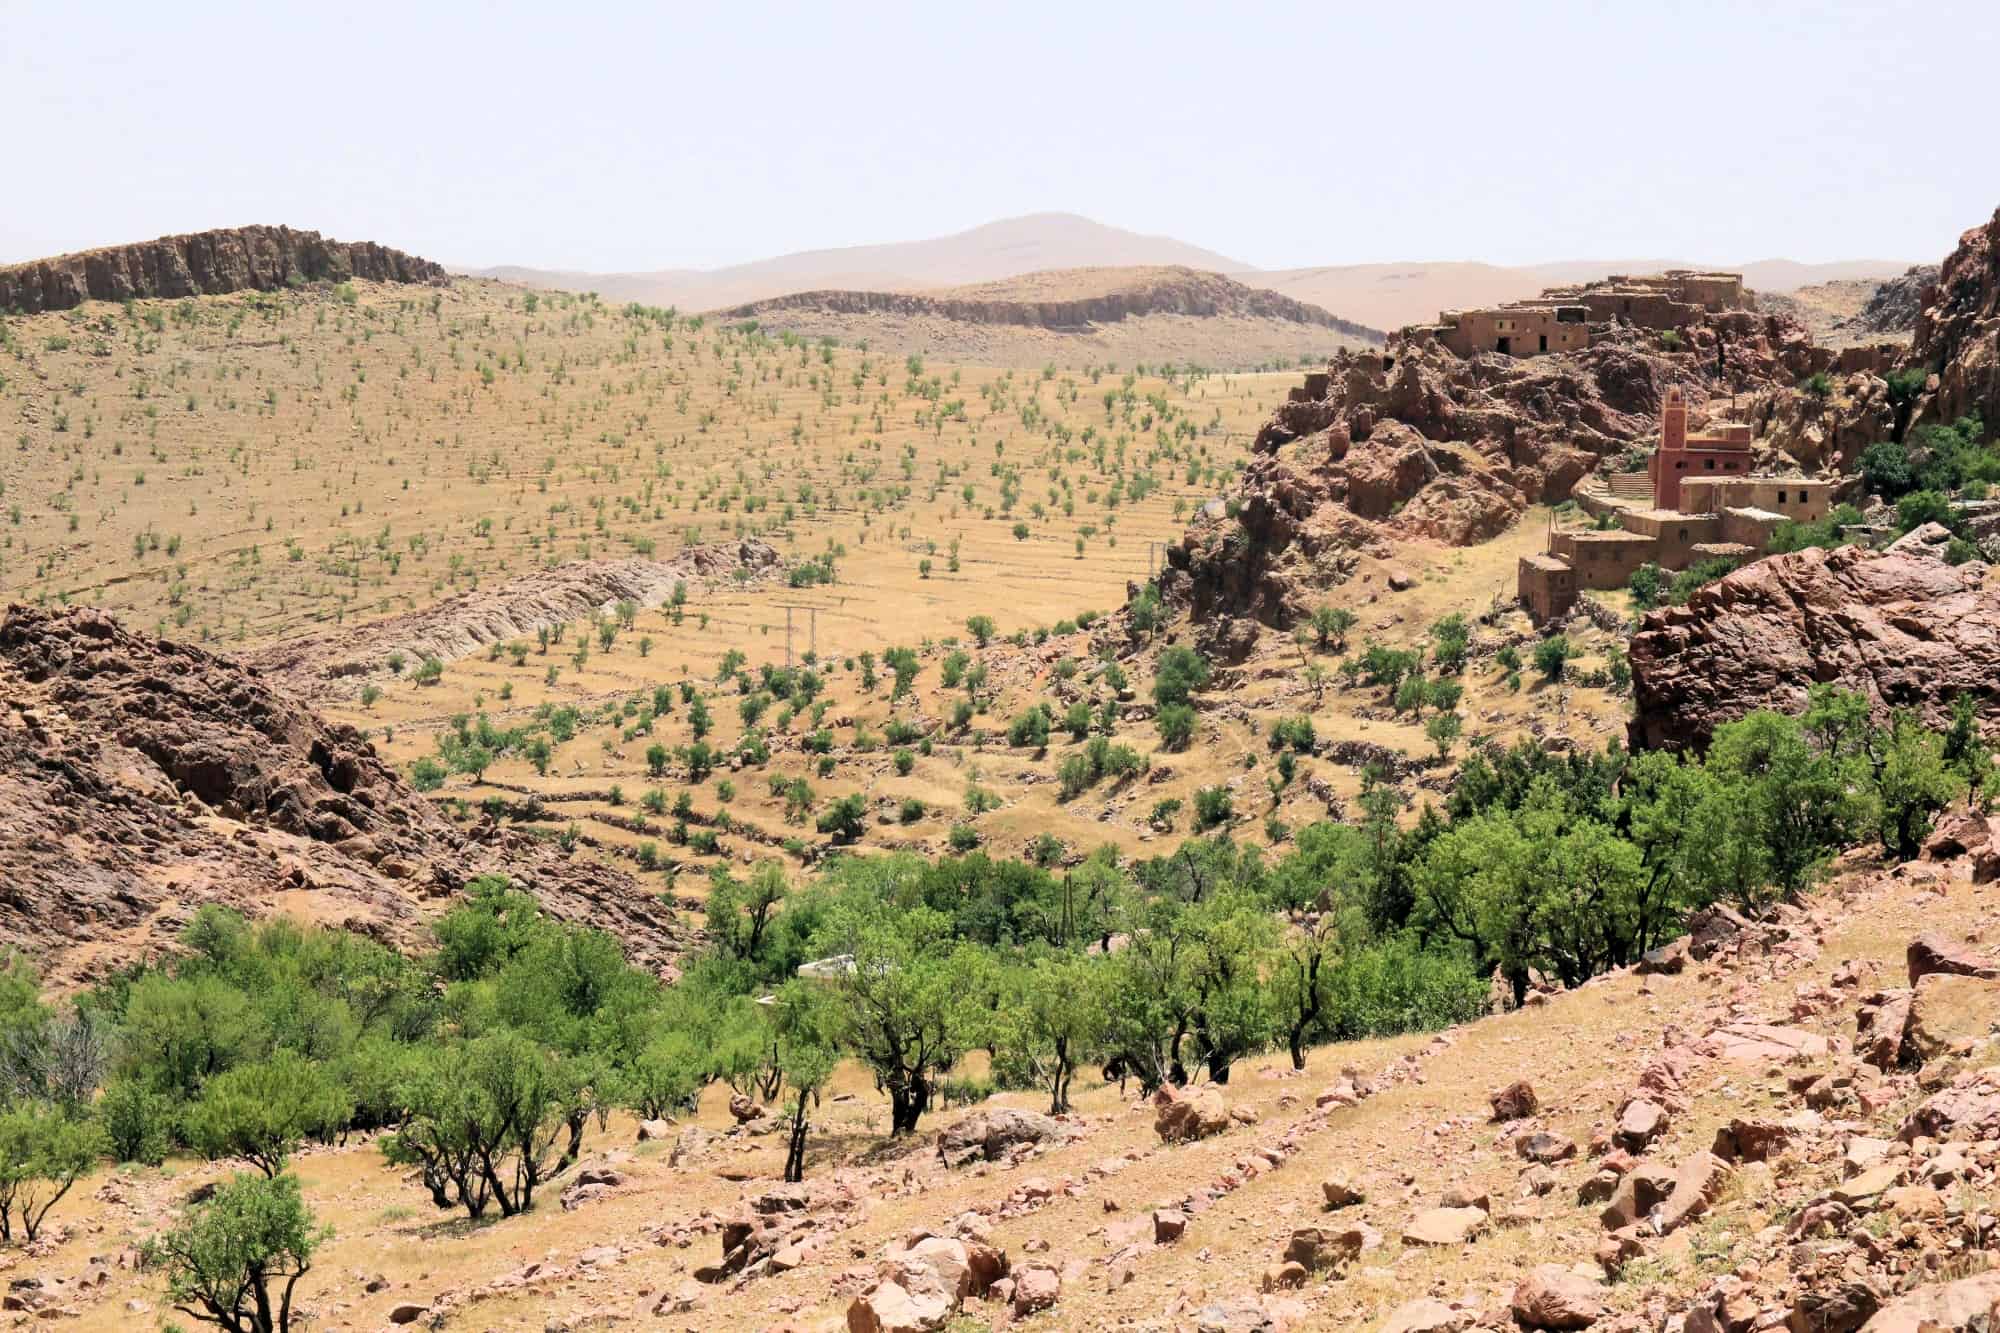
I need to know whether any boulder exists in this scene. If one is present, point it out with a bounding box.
[846,1280,954,1333]
[1855,989,1914,1070]
[1858,1270,2000,1332]
[1154,1209,1187,1244]
[901,1237,974,1303]
[1654,1152,1731,1235]
[1614,1099,1668,1153]
[1908,932,2000,985]
[1321,1172,1365,1208]
[1011,1264,1061,1317]
[1598,1163,1677,1230]
[1402,1207,1489,1247]
[935,1107,1066,1167]
[1636,938,1689,975]
[1898,1073,2000,1142]
[636,1118,674,1142]
[1489,1080,1538,1122]
[1510,1265,1605,1330]
[1905,974,2000,1063]
[1154,1084,1231,1143]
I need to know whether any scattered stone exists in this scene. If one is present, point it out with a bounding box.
[1379,1297,1472,1333]
[1321,1172,1365,1209]
[1515,1131,1577,1164]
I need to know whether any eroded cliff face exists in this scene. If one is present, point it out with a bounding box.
[719,268,1381,340]
[1627,545,2000,751]
[0,225,446,313]
[0,605,679,983]
[1908,206,2000,431]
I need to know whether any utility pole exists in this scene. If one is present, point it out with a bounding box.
[776,604,818,666]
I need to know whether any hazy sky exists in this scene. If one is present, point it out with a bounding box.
[4,0,1993,272]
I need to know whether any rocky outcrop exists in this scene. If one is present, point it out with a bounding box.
[1157,312,1827,647]
[0,226,446,313]
[717,267,1380,340]
[0,605,679,981]
[1907,205,2000,431]
[1628,545,2000,750]
[1849,265,1938,339]
[248,539,780,695]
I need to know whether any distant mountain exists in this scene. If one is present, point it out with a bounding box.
[461,213,1249,315]
[461,213,1918,335]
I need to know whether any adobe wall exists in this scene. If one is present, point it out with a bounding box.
[1720,507,1787,548]
[1621,510,1722,569]
[1681,477,1835,522]
[1518,555,1577,622]
[1551,532,1657,589]
[1653,445,1752,510]
[1441,305,1589,358]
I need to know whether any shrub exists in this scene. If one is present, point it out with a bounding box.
[1533,636,1572,682]
[1156,702,1196,750]
[1269,715,1315,753]
[1007,707,1050,750]
[1193,785,1233,830]
[816,794,867,843]
[1151,646,1211,707]
[948,824,981,852]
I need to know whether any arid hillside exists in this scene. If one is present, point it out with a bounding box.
[716,266,1382,369]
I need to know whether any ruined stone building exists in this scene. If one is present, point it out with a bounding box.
[1400,270,1748,361]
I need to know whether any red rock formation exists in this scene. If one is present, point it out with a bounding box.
[0,226,446,313]
[1628,545,2000,750]
[0,605,678,981]
[1906,205,2000,431]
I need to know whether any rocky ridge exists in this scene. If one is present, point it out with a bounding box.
[248,538,781,696]
[0,225,446,314]
[1907,205,2000,432]
[715,266,1382,341]
[0,604,678,982]
[1627,544,2000,750]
